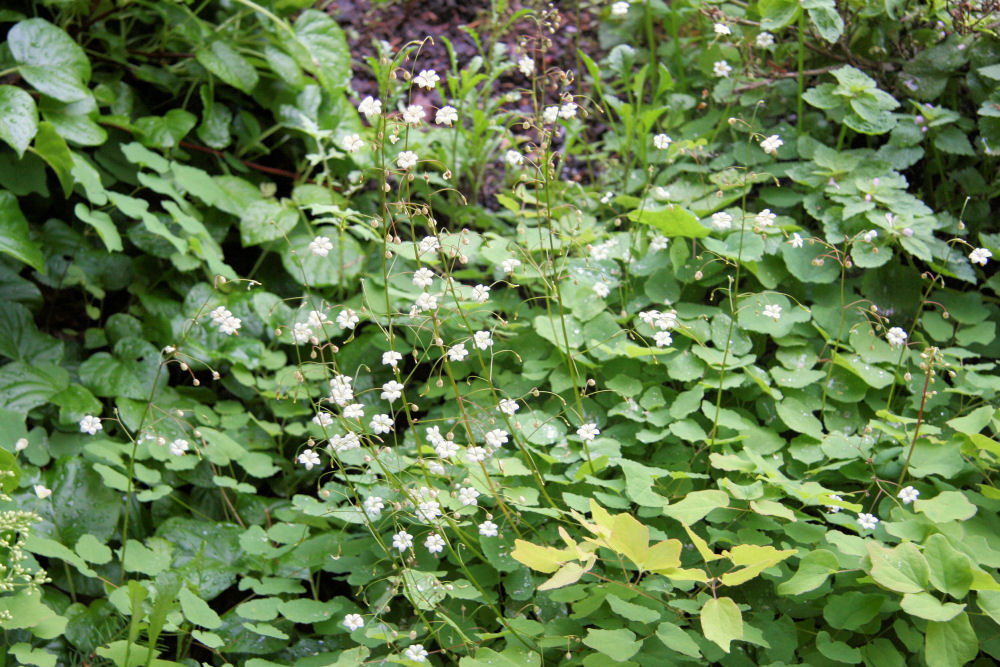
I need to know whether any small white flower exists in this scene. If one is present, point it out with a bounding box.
[402,104,426,125]
[381,380,405,402]
[458,486,480,506]
[898,486,920,504]
[763,303,782,320]
[714,22,731,36]
[857,512,879,531]
[416,499,441,521]
[298,448,321,470]
[577,423,600,441]
[80,415,103,435]
[397,150,419,170]
[478,520,499,537]
[653,133,673,150]
[424,533,446,554]
[313,412,334,427]
[611,1,629,17]
[886,326,908,347]
[363,495,385,517]
[826,494,843,512]
[970,247,993,266]
[471,284,490,303]
[466,445,489,463]
[293,322,312,344]
[307,310,329,328]
[425,426,445,446]
[448,344,468,362]
[357,96,382,120]
[756,32,775,48]
[370,414,394,434]
[218,316,241,336]
[501,258,521,273]
[413,69,440,90]
[337,308,360,330]
[542,106,560,124]
[419,236,440,255]
[413,267,435,288]
[498,398,519,416]
[15,438,28,452]
[756,209,777,228]
[436,439,460,459]
[559,102,578,119]
[34,484,52,499]
[713,60,733,77]
[341,134,364,154]
[343,403,365,419]
[650,234,668,252]
[435,105,458,126]
[383,350,403,367]
[654,331,673,347]
[404,644,428,663]
[712,212,733,230]
[863,229,878,243]
[210,306,232,326]
[600,191,614,204]
[760,134,784,155]
[414,291,438,312]
[331,432,361,453]
[485,429,509,449]
[789,232,804,248]
[392,530,414,551]
[593,282,610,298]
[309,236,334,257]
[329,374,355,406]
[505,149,524,167]
[518,55,534,76]
[473,331,493,350]
[343,613,364,631]
[169,438,189,456]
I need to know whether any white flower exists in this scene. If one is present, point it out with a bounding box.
[898,486,920,504]
[392,530,413,551]
[435,105,458,126]
[381,380,405,402]
[886,326,908,347]
[293,322,312,344]
[518,55,534,76]
[654,331,673,347]
[448,344,468,362]
[341,134,364,154]
[714,23,731,36]
[343,403,365,419]
[307,310,329,328]
[577,423,600,441]
[826,494,843,512]
[593,282,610,298]
[404,644,428,663]
[763,304,782,320]
[559,102,578,119]
[416,500,441,521]
[382,350,403,367]
[650,234,668,252]
[298,448,321,470]
[413,69,440,90]
[331,432,361,453]
[760,134,783,155]
[653,133,673,150]
[458,487,480,506]
[358,96,382,120]
[655,310,678,330]
[218,315,241,336]
[970,247,993,266]
[15,438,28,452]
[309,236,334,256]
[343,613,364,631]
[419,235,440,255]
[424,533,446,554]
[857,512,879,531]
[473,331,493,350]
[471,284,490,303]
[863,229,878,243]
[542,106,560,124]
[789,232,804,248]
[465,446,488,463]
[712,212,733,230]
[425,426,445,446]
[713,60,733,77]
[756,32,775,48]
[363,495,384,517]
[337,308,360,330]
[397,150,419,170]
[413,267,435,288]
[402,104,426,125]
[436,439,460,459]
[80,415,102,435]
[414,291,438,312]
[478,520,499,537]
[501,258,521,273]
[210,306,232,326]
[600,191,614,204]
[611,1,629,17]
[330,374,355,406]
[485,429,509,449]
[370,414,394,434]
[756,209,777,228]
[169,439,189,456]
[313,412,334,427]
[34,484,52,499]
[498,398,519,416]
[505,149,524,167]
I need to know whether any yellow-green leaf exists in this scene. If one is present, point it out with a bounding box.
[701,596,743,653]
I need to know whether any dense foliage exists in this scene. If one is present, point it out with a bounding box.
[2,0,1000,665]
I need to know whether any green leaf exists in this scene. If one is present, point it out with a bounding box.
[240,200,299,246]
[700,596,743,653]
[8,18,91,102]
[925,612,978,667]
[655,621,701,658]
[947,405,995,435]
[816,630,861,663]
[236,598,281,621]
[778,549,839,595]
[606,594,660,623]
[33,121,74,197]
[75,204,123,253]
[281,227,363,287]
[914,491,977,524]
[664,490,729,524]
[532,314,583,350]
[759,0,801,30]
[924,534,973,599]
[738,293,810,337]
[293,11,351,93]
[9,643,56,667]
[179,586,222,629]
[0,361,69,411]
[0,85,38,157]
[460,647,540,667]
[823,591,884,630]
[934,126,975,156]
[75,534,113,564]
[122,538,173,576]
[803,0,844,43]
[627,205,708,238]
[0,590,67,637]
[135,109,197,149]
[582,628,642,662]
[278,598,341,623]
[196,41,259,94]
[0,189,44,271]
[720,544,797,586]
[0,301,62,363]
[867,541,929,594]
[79,337,164,400]
[900,592,965,622]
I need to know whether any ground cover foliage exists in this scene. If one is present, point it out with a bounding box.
[1,0,1000,664]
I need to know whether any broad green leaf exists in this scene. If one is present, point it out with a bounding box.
[240,200,300,246]
[823,591,884,630]
[538,561,587,591]
[609,512,649,566]
[925,612,978,667]
[533,314,583,349]
[582,628,642,662]
[0,361,69,411]
[122,538,173,576]
[720,544,797,586]
[293,11,351,93]
[607,594,660,623]
[0,301,62,363]
[75,534,113,564]
[900,592,964,621]
[0,189,44,271]
[8,18,91,102]
[738,293,809,337]
[75,204,123,253]
[236,598,281,622]
[816,630,861,663]
[511,539,568,573]
[655,621,701,658]
[24,534,97,578]
[759,0,800,30]
[778,549,839,595]
[400,569,446,611]
[664,490,728,524]
[196,41,258,94]
[179,586,222,629]
[803,0,844,43]
[627,205,708,238]
[0,590,67,637]
[135,109,197,149]
[867,541,929,593]
[914,491,977,524]
[924,534,973,598]
[0,85,38,157]
[644,539,683,572]
[281,227,363,287]
[79,338,164,400]
[700,596,743,653]
[278,598,341,623]
[775,396,824,439]
[947,406,995,435]
[33,122,74,197]
[9,643,56,667]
